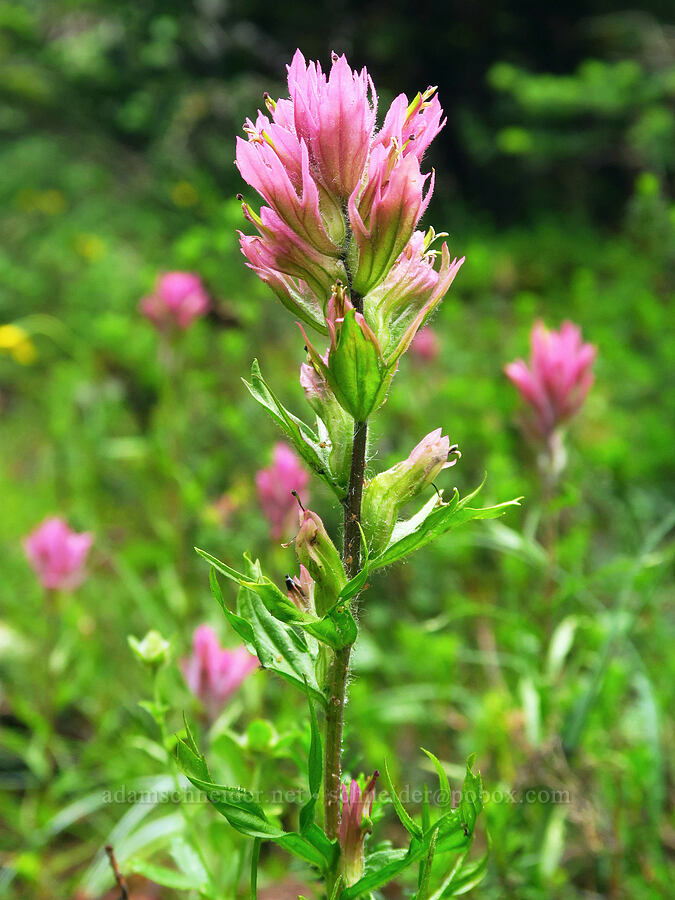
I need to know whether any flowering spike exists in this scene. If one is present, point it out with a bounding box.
[505,320,597,443]
[181,625,258,722]
[256,443,310,540]
[140,272,210,330]
[23,517,93,591]
[236,50,458,346]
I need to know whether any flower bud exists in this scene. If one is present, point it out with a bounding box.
[361,230,463,363]
[128,630,171,668]
[339,772,379,886]
[361,429,460,554]
[294,510,346,615]
[285,564,316,615]
[300,356,353,483]
[300,305,391,422]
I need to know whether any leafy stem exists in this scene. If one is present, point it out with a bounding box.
[323,287,368,845]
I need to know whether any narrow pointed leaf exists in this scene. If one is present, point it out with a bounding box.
[417,829,438,900]
[300,685,322,833]
[422,749,452,814]
[371,483,522,570]
[383,758,423,839]
[244,359,345,497]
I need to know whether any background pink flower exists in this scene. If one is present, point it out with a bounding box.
[256,443,310,539]
[23,517,93,591]
[505,319,597,439]
[140,271,211,330]
[410,326,440,362]
[181,624,258,720]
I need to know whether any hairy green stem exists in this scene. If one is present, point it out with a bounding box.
[324,417,368,841]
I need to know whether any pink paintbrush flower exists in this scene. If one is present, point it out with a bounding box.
[236,51,450,325]
[410,326,440,362]
[287,50,376,201]
[140,271,211,330]
[181,625,258,721]
[505,320,597,441]
[339,772,379,886]
[255,443,310,540]
[23,517,93,591]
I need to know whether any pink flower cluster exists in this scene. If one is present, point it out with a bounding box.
[505,320,597,440]
[236,50,461,344]
[140,272,210,330]
[181,624,258,721]
[23,517,93,591]
[256,443,310,539]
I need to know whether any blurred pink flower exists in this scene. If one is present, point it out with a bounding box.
[256,443,310,540]
[181,625,258,720]
[410,326,440,362]
[140,271,210,330]
[339,772,379,885]
[505,320,597,439]
[23,517,93,591]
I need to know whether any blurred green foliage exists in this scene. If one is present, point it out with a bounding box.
[0,1,673,898]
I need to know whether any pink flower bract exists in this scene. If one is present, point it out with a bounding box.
[505,320,597,439]
[23,517,93,591]
[140,271,210,330]
[256,443,310,540]
[181,625,258,720]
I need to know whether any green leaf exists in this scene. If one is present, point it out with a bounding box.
[438,846,489,897]
[237,578,325,707]
[128,860,196,891]
[298,823,337,866]
[422,749,452,815]
[422,783,431,833]
[276,832,331,869]
[337,523,371,604]
[300,686,322,833]
[342,848,414,898]
[170,837,211,892]
[175,722,330,872]
[209,568,254,644]
[244,359,345,497]
[177,757,282,838]
[328,309,391,421]
[457,755,483,839]
[370,480,522,570]
[417,829,438,900]
[198,549,356,651]
[383,758,423,839]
